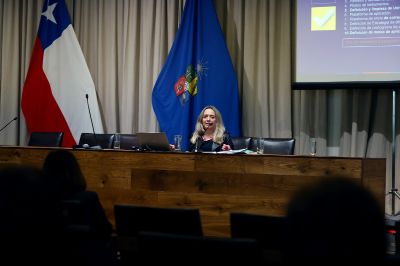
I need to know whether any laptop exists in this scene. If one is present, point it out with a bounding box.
[136,132,171,151]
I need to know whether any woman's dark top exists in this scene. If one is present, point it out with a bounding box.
[189,132,234,152]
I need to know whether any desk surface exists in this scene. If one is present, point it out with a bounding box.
[0,146,386,236]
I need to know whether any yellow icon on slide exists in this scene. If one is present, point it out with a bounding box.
[311,6,336,31]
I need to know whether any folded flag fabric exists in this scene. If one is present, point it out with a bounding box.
[21,0,103,147]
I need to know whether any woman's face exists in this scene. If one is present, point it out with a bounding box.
[202,108,216,131]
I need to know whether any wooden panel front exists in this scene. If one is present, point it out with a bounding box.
[0,146,386,237]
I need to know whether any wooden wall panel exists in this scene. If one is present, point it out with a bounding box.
[0,147,386,237]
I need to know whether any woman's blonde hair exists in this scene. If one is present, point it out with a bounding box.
[190,105,226,144]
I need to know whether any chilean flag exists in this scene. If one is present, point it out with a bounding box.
[21,0,103,147]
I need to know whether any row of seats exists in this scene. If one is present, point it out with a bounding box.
[113,204,284,249]
[28,132,296,155]
[27,132,138,150]
[111,204,283,265]
[61,201,280,265]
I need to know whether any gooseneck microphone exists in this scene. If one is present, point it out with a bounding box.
[0,116,17,133]
[85,94,101,149]
[194,125,208,152]
[194,136,201,153]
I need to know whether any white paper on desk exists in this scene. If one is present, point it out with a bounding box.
[216,149,253,154]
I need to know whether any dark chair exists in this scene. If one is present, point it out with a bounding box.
[61,192,112,240]
[231,136,252,150]
[119,134,139,150]
[114,204,203,266]
[137,231,263,265]
[28,131,64,147]
[250,138,295,155]
[61,199,91,237]
[230,212,285,250]
[114,204,203,237]
[61,199,116,266]
[78,133,115,149]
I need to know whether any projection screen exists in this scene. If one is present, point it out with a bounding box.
[293,0,400,89]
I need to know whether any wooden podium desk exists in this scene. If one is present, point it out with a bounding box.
[0,146,386,237]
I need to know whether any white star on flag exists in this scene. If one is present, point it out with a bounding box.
[41,2,58,24]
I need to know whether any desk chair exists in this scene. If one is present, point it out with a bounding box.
[250,138,295,155]
[114,204,203,237]
[78,133,114,149]
[119,134,139,150]
[28,132,64,147]
[114,204,203,265]
[61,199,91,238]
[231,136,252,150]
[230,212,285,250]
[62,199,115,266]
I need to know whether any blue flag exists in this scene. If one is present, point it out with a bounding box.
[152,0,241,151]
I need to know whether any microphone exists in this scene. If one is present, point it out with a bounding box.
[194,136,201,152]
[0,116,17,133]
[194,125,208,152]
[85,94,101,149]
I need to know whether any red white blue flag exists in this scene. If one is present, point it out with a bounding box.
[21,0,103,147]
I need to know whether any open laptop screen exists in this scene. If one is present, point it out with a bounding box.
[136,132,170,151]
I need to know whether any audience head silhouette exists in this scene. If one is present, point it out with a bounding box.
[284,177,386,265]
[43,149,113,242]
[43,149,87,196]
[0,165,64,264]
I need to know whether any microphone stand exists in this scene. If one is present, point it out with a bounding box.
[0,117,17,133]
[194,126,207,152]
[194,136,201,152]
[85,94,101,149]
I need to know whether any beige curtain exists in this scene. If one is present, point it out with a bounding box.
[0,0,396,213]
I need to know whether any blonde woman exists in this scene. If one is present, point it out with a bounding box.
[189,105,234,152]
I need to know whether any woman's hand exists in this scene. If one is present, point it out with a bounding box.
[221,144,231,151]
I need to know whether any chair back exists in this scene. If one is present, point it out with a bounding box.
[61,199,91,236]
[61,192,112,240]
[114,204,203,237]
[28,132,64,147]
[119,134,139,150]
[137,231,263,265]
[231,136,252,150]
[230,212,285,250]
[78,133,114,149]
[250,138,295,155]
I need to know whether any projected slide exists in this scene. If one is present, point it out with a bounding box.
[295,0,400,85]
